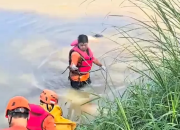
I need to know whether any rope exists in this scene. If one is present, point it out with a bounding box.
[61,66,101,74]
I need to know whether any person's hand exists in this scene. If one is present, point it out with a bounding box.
[101,65,106,71]
[71,64,78,70]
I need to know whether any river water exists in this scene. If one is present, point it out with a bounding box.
[0,0,146,127]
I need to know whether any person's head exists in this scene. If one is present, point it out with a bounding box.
[40,89,59,112]
[5,96,30,127]
[78,34,88,51]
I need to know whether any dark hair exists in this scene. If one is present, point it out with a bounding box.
[78,34,88,44]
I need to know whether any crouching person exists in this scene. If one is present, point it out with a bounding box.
[27,103,56,130]
[39,89,76,130]
[3,96,30,130]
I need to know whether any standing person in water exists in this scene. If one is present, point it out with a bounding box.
[69,34,106,89]
[3,96,30,130]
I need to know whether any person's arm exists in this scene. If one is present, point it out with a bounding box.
[93,57,102,67]
[70,52,80,66]
[70,52,81,71]
[93,57,106,71]
[43,115,56,130]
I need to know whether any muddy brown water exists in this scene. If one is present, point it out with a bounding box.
[0,1,147,127]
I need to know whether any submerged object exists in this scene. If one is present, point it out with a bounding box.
[93,34,103,38]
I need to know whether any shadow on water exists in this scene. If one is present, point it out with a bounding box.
[0,9,132,127]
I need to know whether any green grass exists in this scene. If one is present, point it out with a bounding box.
[76,0,180,129]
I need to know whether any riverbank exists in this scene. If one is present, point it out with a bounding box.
[1,0,178,129]
[77,0,180,129]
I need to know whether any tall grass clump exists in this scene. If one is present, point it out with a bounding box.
[77,0,180,129]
